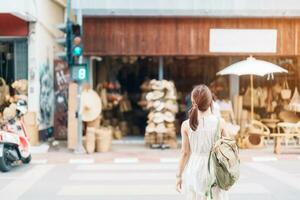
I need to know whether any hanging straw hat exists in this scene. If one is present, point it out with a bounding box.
[156,123,167,133]
[80,89,102,122]
[146,91,164,101]
[151,79,165,91]
[153,100,165,112]
[153,112,165,124]
[164,111,175,123]
[147,111,154,121]
[146,123,156,133]
[165,100,179,113]
[165,90,177,100]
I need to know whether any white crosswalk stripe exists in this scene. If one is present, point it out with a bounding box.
[0,165,55,200]
[31,159,48,164]
[58,184,178,196]
[69,172,175,181]
[160,158,179,163]
[114,157,139,163]
[76,163,178,171]
[252,156,277,162]
[69,158,95,164]
[57,163,271,197]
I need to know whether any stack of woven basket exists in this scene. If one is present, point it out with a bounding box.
[80,87,113,153]
[85,126,113,153]
[143,80,179,148]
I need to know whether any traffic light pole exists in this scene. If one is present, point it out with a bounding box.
[73,2,85,154]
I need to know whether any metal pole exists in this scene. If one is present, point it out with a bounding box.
[74,83,85,153]
[250,74,254,122]
[74,0,85,154]
[66,0,71,20]
[158,56,164,80]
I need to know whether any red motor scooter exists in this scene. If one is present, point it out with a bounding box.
[0,100,31,172]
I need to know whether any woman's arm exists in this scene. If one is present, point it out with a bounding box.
[220,118,228,137]
[176,120,190,192]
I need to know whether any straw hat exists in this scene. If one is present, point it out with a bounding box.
[146,91,164,101]
[165,91,177,100]
[166,122,175,128]
[165,100,179,113]
[80,89,102,122]
[164,111,175,123]
[153,100,165,112]
[3,103,17,120]
[146,123,156,133]
[12,79,28,95]
[165,81,175,90]
[153,112,165,124]
[150,80,165,91]
[156,123,167,133]
[147,111,154,121]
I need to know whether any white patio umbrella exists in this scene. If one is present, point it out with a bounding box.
[217,56,288,121]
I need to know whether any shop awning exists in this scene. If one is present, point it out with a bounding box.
[73,0,300,17]
[0,14,29,37]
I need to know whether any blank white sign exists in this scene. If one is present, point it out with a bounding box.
[209,29,277,53]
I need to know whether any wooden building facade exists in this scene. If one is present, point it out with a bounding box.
[83,17,300,56]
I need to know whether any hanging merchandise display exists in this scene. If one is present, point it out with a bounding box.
[0,79,29,120]
[0,78,9,107]
[96,82,123,110]
[281,79,292,100]
[142,79,179,149]
[119,92,132,112]
[289,87,300,112]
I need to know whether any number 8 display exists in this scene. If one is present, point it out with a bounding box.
[78,68,86,80]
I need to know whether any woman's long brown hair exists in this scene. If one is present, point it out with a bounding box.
[188,85,213,131]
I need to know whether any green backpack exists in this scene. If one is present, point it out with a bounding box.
[206,119,240,198]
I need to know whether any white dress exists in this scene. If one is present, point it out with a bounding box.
[182,115,228,200]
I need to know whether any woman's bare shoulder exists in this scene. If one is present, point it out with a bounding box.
[181,119,190,130]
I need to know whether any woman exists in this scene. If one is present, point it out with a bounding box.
[176,85,228,200]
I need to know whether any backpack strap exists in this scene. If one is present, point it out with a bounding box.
[205,117,221,199]
[208,117,221,173]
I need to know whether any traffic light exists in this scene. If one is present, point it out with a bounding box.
[56,20,72,65]
[71,24,83,63]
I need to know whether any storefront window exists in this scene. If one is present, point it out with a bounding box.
[0,39,28,85]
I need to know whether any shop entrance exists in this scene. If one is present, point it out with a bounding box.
[90,55,300,148]
[91,56,226,142]
[0,42,14,85]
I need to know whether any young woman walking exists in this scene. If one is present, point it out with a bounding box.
[176,85,229,200]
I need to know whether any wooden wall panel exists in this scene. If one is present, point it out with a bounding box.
[83,17,300,56]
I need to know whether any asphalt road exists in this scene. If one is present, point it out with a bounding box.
[1,156,300,200]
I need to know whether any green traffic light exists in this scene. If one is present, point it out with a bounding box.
[73,46,82,56]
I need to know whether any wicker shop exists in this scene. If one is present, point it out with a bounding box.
[71,17,300,152]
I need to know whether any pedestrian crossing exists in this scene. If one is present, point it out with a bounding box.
[1,161,300,199]
[57,162,272,199]
[0,165,55,200]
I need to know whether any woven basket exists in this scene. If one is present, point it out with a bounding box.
[86,127,96,154]
[95,127,112,152]
[281,80,291,100]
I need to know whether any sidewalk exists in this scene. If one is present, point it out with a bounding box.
[30,138,300,165]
